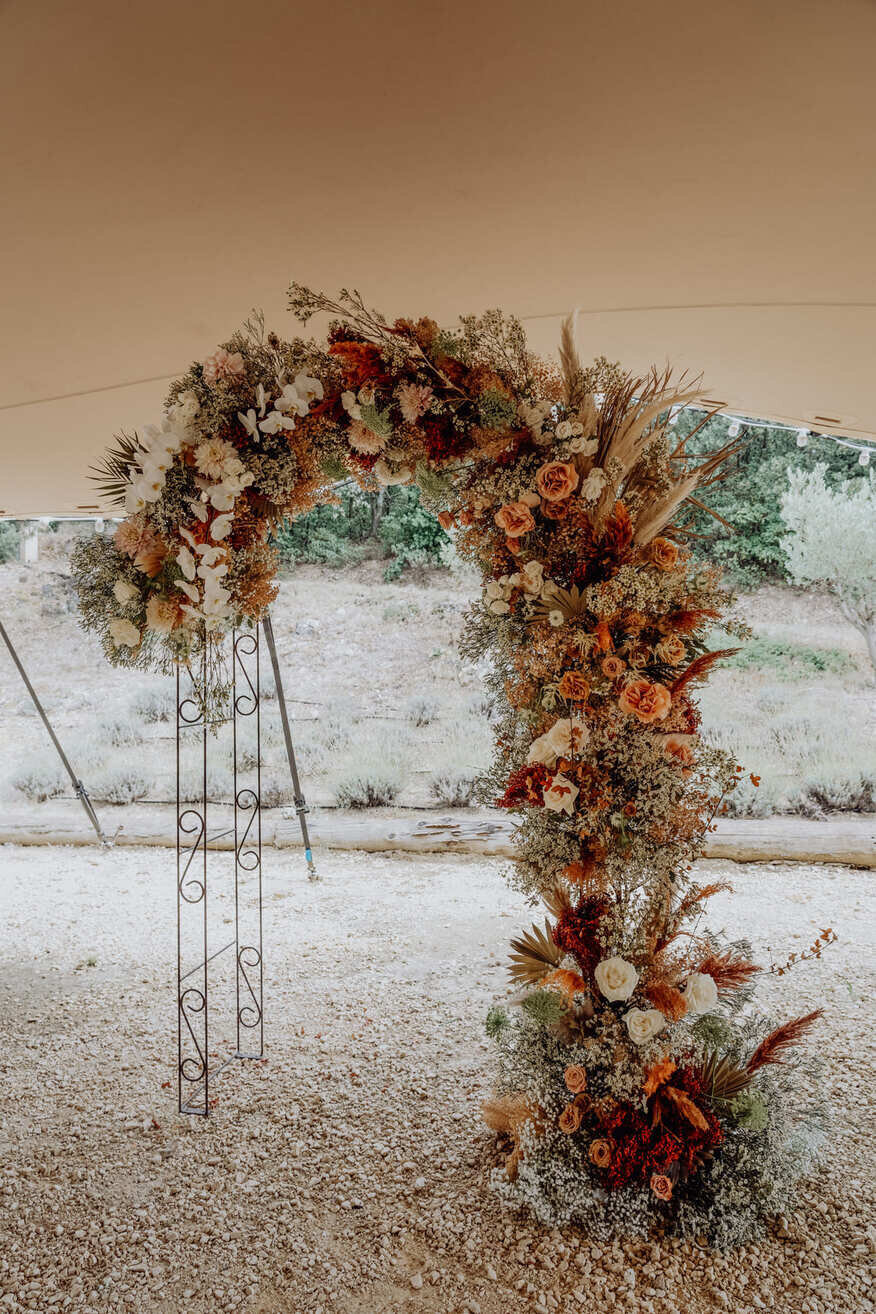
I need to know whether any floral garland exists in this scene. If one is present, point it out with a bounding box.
[74,287,828,1245]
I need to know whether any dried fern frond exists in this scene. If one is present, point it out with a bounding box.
[508,918,563,985]
[747,1010,824,1073]
[701,1051,752,1101]
[670,649,739,696]
[699,950,761,993]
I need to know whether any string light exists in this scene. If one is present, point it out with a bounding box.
[678,405,875,460]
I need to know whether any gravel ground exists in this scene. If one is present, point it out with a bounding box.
[0,844,873,1314]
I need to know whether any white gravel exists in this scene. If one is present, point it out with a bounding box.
[0,844,873,1313]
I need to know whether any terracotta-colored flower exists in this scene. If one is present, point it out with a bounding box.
[656,634,686,665]
[535,461,579,503]
[494,501,535,537]
[650,537,679,570]
[642,1056,677,1097]
[589,1139,612,1167]
[557,671,590,701]
[618,679,672,723]
[601,655,625,679]
[540,498,573,521]
[437,511,455,530]
[145,593,182,635]
[558,1102,583,1134]
[542,968,588,1000]
[564,1065,588,1095]
[663,734,695,770]
[650,1173,673,1201]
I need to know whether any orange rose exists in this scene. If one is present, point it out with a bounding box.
[589,1138,612,1167]
[564,1065,588,1095]
[650,1173,673,1201]
[663,734,694,768]
[618,679,672,723]
[494,502,535,537]
[601,656,625,679]
[535,461,579,503]
[650,537,679,570]
[656,634,686,665]
[558,1103,583,1134]
[557,671,590,701]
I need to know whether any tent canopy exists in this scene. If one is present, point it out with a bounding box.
[1,0,874,516]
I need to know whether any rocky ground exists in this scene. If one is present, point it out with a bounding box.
[0,844,872,1314]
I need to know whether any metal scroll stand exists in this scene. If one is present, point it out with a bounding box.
[0,617,109,846]
[261,611,319,882]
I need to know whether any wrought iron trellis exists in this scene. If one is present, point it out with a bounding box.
[176,629,264,1117]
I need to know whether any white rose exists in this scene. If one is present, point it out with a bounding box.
[555,420,573,440]
[569,435,598,456]
[542,773,578,814]
[594,956,639,1002]
[624,1008,666,1045]
[488,600,510,615]
[108,617,141,649]
[112,579,139,606]
[519,560,544,594]
[682,972,719,1017]
[580,467,608,502]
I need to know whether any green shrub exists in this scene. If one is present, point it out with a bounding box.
[429,768,479,807]
[726,637,857,679]
[378,486,450,580]
[273,488,373,566]
[0,521,20,563]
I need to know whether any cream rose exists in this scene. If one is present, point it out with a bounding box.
[681,972,719,1017]
[108,617,141,649]
[112,579,139,606]
[542,774,578,814]
[624,1008,666,1045]
[527,718,587,767]
[594,956,639,1003]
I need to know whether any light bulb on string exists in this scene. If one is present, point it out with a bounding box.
[667,404,682,426]
[860,448,871,467]
[796,428,810,448]
[728,421,741,438]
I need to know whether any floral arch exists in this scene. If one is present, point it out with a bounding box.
[73,284,826,1245]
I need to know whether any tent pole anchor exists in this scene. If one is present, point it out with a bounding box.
[0,616,108,846]
[261,612,318,882]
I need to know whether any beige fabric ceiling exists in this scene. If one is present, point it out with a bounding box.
[1,0,874,516]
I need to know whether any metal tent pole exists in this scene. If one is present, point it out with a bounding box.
[260,612,318,881]
[0,616,108,846]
